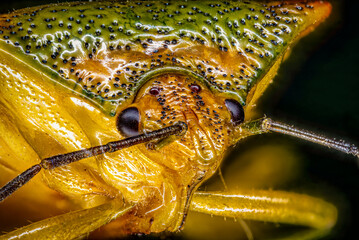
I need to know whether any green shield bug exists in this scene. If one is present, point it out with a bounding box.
[0,1,357,239]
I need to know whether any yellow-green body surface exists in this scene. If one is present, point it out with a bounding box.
[0,1,336,239]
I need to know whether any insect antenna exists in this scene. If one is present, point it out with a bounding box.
[0,164,41,202]
[0,122,187,203]
[262,118,359,163]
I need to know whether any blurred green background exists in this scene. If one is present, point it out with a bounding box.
[0,0,357,239]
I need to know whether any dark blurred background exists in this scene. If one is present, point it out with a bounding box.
[255,0,359,238]
[0,0,357,239]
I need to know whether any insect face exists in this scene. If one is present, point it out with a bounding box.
[102,73,253,233]
[121,73,243,167]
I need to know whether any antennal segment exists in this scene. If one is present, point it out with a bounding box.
[0,164,41,202]
[262,118,359,159]
[0,122,187,203]
[41,121,187,169]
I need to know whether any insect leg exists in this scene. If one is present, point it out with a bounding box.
[0,200,133,240]
[190,190,337,230]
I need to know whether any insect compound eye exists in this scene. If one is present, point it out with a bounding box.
[189,83,201,93]
[116,107,140,137]
[225,99,245,126]
[149,87,160,96]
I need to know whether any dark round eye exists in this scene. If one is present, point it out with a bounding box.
[225,99,245,126]
[149,87,160,96]
[189,84,201,93]
[116,107,140,137]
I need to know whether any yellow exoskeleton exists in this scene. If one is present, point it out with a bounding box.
[0,1,357,239]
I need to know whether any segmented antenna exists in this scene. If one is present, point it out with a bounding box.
[262,118,359,161]
[0,122,187,203]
